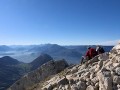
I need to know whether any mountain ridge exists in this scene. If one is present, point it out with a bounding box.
[0,54,54,90]
[8,60,69,90]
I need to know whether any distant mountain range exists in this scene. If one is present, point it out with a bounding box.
[0,44,113,64]
[0,45,12,52]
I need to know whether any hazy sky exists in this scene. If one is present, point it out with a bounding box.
[0,0,120,45]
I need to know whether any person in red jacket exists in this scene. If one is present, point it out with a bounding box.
[85,47,97,60]
[80,46,98,64]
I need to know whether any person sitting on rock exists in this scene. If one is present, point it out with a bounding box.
[96,45,105,54]
[85,46,97,60]
[81,46,97,64]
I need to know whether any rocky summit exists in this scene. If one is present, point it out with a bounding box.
[8,43,120,90]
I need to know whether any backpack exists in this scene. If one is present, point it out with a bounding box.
[97,47,105,54]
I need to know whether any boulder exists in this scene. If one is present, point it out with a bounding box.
[71,67,78,73]
[86,85,95,90]
[113,76,120,84]
[98,70,112,90]
[71,84,78,90]
[57,77,69,85]
[77,81,87,90]
[115,67,120,75]
[98,53,109,61]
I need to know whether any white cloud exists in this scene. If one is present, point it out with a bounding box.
[98,40,120,45]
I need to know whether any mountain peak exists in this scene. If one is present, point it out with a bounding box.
[0,56,20,65]
[30,54,53,70]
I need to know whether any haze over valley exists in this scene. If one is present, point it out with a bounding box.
[0,44,113,64]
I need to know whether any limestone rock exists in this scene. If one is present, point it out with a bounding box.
[57,77,69,85]
[77,81,87,90]
[115,67,120,75]
[113,76,120,84]
[98,53,109,61]
[71,67,78,73]
[71,84,78,90]
[86,85,95,90]
[112,43,120,50]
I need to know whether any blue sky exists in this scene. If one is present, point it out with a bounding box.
[0,0,120,45]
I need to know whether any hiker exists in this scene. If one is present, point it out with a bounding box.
[81,46,97,64]
[85,46,97,60]
[96,45,105,54]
